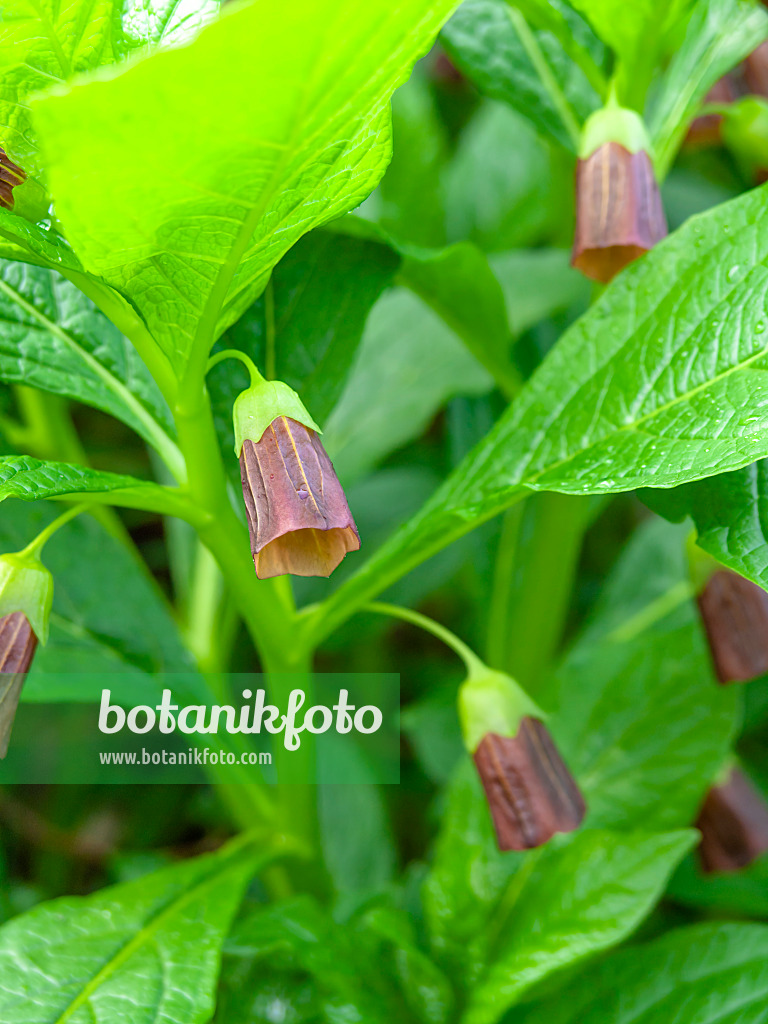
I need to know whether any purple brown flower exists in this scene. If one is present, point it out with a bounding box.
[0,148,26,211]
[239,416,360,579]
[696,767,768,873]
[0,611,39,758]
[571,142,667,283]
[473,717,586,851]
[697,570,768,684]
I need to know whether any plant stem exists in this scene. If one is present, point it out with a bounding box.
[495,492,591,694]
[365,601,484,676]
[485,505,524,669]
[17,503,88,559]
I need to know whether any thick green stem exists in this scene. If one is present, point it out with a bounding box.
[494,492,590,694]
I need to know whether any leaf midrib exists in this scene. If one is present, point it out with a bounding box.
[52,844,260,1024]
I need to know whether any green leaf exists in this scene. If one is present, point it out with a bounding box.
[641,459,768,594]
[210,229,399,446]
[32,0,461,379]
[489,248,588,337]
[0,260,178,460]
[323,287,492,483]
[668,851,768,920]
[649,0,768,176]
[399,242,518,395]
[423,786,695,1024]
[319,784,396,899]
[112,0,222,58]
[515,923,768,1024]
[223,897,412,1024]
[443,103,568,253]
[310,182,768,641]
[544,516,738,831]
[461,830,695,1024]
[0,0,113,184]
[0,456,194,518]
[377,67,449,249]
[0,835,273,1023]
[441,0,601,150]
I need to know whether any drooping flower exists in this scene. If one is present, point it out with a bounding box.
[459,667,585,851]
[696,766,768,873]
[571,105,667,283]
[234,377,359,579]
[697,569,768,684]
[0,148,26,211]
[0,553,52,758]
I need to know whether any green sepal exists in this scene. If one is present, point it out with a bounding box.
[458,666,542,753]
[579,103,652,159]
[0,553,53,644]
[232,379,322,455]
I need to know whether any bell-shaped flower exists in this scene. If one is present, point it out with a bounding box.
[234,377,359,579]
[572,105,667,283]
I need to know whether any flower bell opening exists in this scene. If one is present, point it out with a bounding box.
[239,417,359,580]
[473,718,586,851]
[696,767,768,873]
[697,569,768,684]
[571,104,667,283]
[0,147,26,211]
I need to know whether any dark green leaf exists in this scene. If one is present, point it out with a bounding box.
[323,288,492,483]
[441,0,601,150]
[641,459,768,594]
[0,260,176,457]
[0,456,193,518]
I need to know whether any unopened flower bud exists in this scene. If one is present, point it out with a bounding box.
[0,553,52,758]
[696,767,768,873]
[234,378,359,579]
[720,96,768,183]
[697,569,768,684]
[0,148,26,211]
[459,668,585,850]
[572,106,667,283]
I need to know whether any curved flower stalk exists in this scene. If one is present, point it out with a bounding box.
[571,104,667,283]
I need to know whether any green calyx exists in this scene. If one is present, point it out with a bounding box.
[579,103,652,160]
[0,553,53,644]
[233,379,322,455]
[458,665,542,754]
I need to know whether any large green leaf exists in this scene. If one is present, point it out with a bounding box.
[210,229,398,440]
[32,0,460,379]
[0,259,178,462]
[0,0,221,184]
[0,455,193,517]
[516,923,768,1024]
[323,287,492,483]
[442,101,569,252]
[0,835,274,1023]
[441,0,601,150]
[309,182,768,641]
[641,459,768,594]
[423,787,694,1024]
